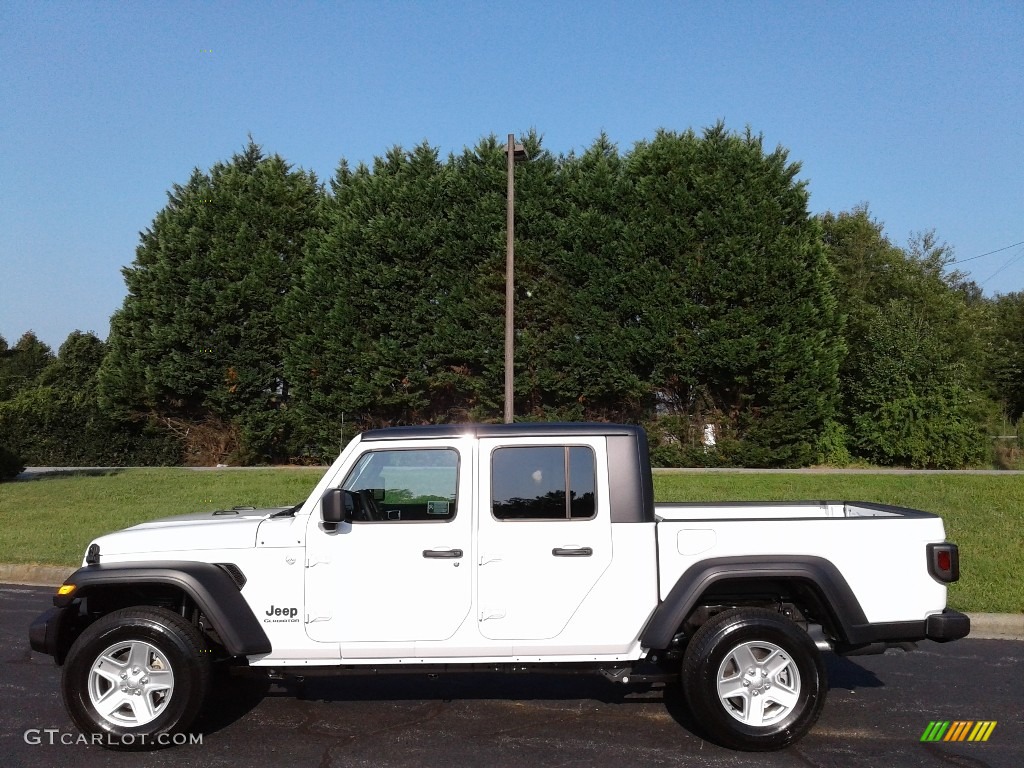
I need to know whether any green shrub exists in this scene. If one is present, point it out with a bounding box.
[0,387,180,466]
[0,445,24,482]
[815,419,853,466]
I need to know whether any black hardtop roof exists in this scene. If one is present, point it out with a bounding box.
[360,422,645,442]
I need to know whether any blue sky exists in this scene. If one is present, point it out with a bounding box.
[2,1,1022,351]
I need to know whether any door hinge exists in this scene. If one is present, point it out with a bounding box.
[305,613,331,624]
[479,607,506,622]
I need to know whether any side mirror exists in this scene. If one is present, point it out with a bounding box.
[321,488,349,526]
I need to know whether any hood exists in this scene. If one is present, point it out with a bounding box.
[87,506,295,559]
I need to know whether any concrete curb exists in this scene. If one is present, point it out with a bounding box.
[0,564,75,587]
[964,612,1024,640]
[1,563,1020,640]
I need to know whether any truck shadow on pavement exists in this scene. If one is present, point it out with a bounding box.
[823,652,885,690]
[192,652,885,739]
[193,668,273,735]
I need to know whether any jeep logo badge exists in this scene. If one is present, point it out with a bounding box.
[264,605,299,623]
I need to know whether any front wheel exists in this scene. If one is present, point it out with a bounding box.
[681,608,826,751]
[61,606,210,750]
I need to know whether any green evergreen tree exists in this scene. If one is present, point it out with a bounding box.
[0,331,179,466]
[420,138,507,421]
[286,143,457,455]
[529,134,647,420]
[39,330,106,391]
[0,332,54,401]
[100,140,324,462]
[623,125,843,466]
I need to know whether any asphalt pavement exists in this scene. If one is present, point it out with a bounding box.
[3,584,1021,768]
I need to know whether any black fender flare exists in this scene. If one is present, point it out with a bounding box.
[55,561,272,657]
[640,555,872,649]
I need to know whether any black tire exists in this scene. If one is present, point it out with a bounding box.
[61,606,210,750]
[681,607,826,751]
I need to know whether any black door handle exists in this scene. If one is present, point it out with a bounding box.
[423,549,463,559]
[552,547,593,557]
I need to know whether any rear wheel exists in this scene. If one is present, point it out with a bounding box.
[62,607,210,750]
[681,607,826,751]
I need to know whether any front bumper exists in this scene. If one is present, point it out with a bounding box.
[29,605,75,663]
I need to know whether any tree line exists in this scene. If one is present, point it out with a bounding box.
[2,124,1023,477]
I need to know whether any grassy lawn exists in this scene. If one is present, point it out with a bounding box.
[1,469,1020,613]
[0,469,323,568]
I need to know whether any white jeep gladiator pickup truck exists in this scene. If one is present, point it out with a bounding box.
[31,423,969,751]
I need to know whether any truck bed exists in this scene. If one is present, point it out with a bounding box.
[655,500,936,520]
[653,500,949,624]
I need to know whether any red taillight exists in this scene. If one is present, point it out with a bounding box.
[927,543,959,583]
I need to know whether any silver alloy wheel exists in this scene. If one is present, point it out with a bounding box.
[716,639,801,727]
[87,639,175,727]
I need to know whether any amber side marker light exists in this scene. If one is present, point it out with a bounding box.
[56,584,76,596]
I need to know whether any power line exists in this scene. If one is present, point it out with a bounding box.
[951,240,1024,265]
[978,246,1024,286]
